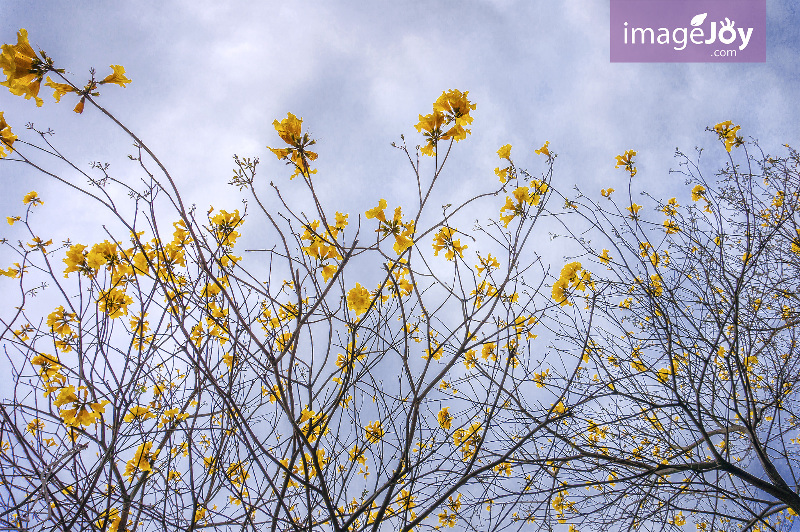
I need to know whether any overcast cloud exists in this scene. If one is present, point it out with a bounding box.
[1,0,799,273]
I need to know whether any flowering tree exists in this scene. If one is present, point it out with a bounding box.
[536,127,800,531]
[0,29,578,532]
[4,28,797,532]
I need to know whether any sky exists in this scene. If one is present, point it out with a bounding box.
[2,0,800,247]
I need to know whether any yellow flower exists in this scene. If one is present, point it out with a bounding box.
[123,405,155,423]
[211,209,243,248]
[437,407,453,430]
[415,110,448,156]
[713,120,742,152]
[347,283,371,316]
[47,306,77,336]
[601,188,614,198]
[63,243,90,277]
[663,197,679,216]
[0,29,45,106]
[691,184,706,201]
[475,253,500,276]
[273,112,303,146]
[53,385,110,428]
[44,76,77,102]
[267,112,317,179]
[551,278,570,306]
[481,343,497,362]
[433,89,476,140]
[30,354,63,382]
[599,249,612,265]
[497,143,512,160]
[0,112,17,158]
[663,220,680,234]
[349,444,367,465]
[124,441,158,479]
[365,204,416,255]
[534,141,551,158]
[463,349,478,369]
[495,166,509,183]
[551,262,591,306]
[432,227,467,261]
[650,274,663,296]
[100,65,132,87]
[364,420,385,443]
[626,203,642,218]
[23,191,42,206]
[365,199,387,223]
[26,418,44,435]
[416,89,475,156]
[97,288,132,319]
[615,150,637,177]
[95,508,122,532]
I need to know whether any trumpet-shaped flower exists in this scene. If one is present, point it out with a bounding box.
[713,120,742,152]
[268,112,318,179]
[0,112,16,158]
[615,150,637,177]
[432,227,467,260]
[0,29,46,106]
[100,65,132,87]
[535,141,551,158]
[23,191,42,206]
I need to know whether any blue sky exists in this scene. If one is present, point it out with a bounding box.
[2,0,799,240]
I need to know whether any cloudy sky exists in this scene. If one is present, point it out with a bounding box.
[2,3,800,526]
[1,0,799,261]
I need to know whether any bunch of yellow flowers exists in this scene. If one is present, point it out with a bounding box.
[551,262,593,307]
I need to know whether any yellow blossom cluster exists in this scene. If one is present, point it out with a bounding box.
[551,262,593,307]
[714,120,743,152]
[415,89,476,156]
[336,337,366,371]
[475,253,500,276]
[0,29,47,106]
[52,385,110,428]
[268,112,318,179]
[210,209,243,249]
[364,420,385,444]
[499,181,549,227]
[300,213,348,281]
[60,219,198,321]
[551,489,576,523]
[615,150,637,177]
[124,441,158,479]
[347,283,372,317]
[1,29,130,112]
[95,508,123,532]
[452,422,482,461]
[432,226,468,261]
[365,199,414,255]
[495,143,513,182]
